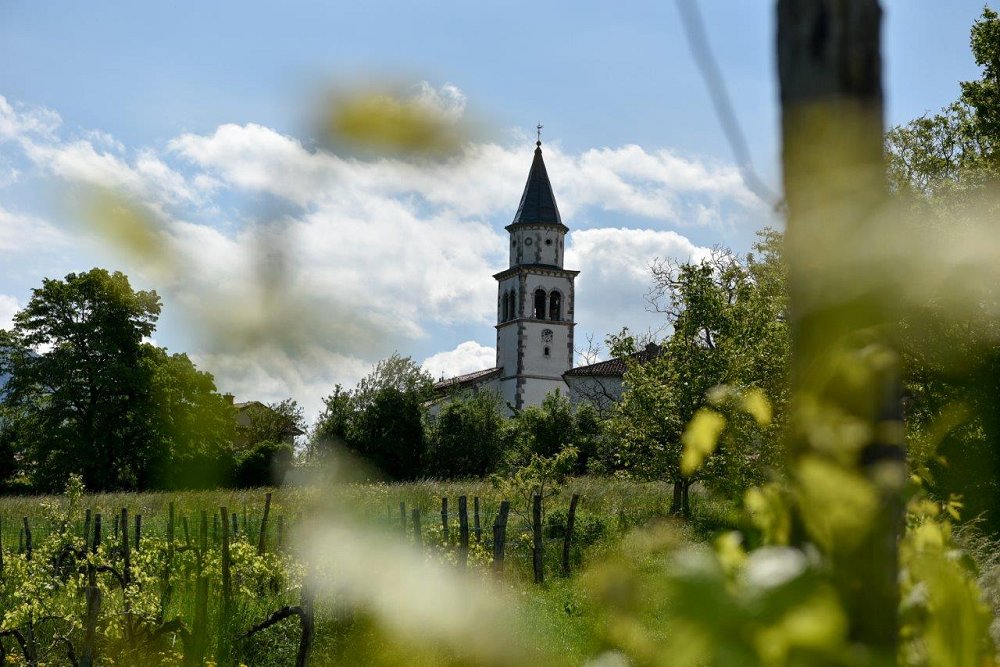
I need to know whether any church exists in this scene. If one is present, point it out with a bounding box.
[431,137,637,414]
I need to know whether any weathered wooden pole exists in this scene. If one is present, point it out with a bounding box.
[190,510,210,666]
[440,497,449,543]
[473,497,482,542]
[258,491,272,555]
[92,514,102,551]
[458,496,470,570]
[81,515,103,667]
[220,507,233,624]
[120,508,131,585]
[562,494,580,575]
[778,0,903,653]
[22,517,32,561]
[532,495,543,584]
[492,501,510,574]
[411,508,422,547]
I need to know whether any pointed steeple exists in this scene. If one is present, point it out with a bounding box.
[511,140,563,226]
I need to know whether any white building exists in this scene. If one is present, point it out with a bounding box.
[432,139,576,413]
[431,140,657,414]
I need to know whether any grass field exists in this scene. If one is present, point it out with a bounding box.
[0,476,730,665]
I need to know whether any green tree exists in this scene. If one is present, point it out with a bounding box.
[886,8,1000,204]
[349,386,425,480]
[309,384,354,460]
[352,352,434,409]
[0,404,21,490]
[424,390,508,478]
[503,390,604,475]
[885,8,1000,531]
[236,398,306,450]
[0,269,162,491]
[146,347,237,489]
[312,353,433,479]
[608,231,788,513]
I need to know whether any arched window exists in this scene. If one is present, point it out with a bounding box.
[534,289,546,319]
[502,290,509,321]
[508,290,517,320]
[549,291,562,321]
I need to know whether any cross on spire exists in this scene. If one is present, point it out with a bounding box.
[536,123,543,145]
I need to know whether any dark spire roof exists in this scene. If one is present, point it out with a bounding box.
[511,141,563,226]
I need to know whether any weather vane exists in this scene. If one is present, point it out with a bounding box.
[536,123,543,143]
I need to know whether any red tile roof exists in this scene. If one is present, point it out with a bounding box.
[563,343,662,378]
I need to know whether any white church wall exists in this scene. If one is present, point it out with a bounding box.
[565,375,624,414]
[520,378,571,409]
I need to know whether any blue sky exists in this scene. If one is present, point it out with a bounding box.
[0,1,991,418]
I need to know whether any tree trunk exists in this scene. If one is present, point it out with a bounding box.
[670,480,683,514]
[681,480,691,518]
[778,0,903,653]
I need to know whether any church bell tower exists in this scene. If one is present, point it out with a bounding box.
[495,136,578,411]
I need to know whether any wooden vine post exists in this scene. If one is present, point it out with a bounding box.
[562,494,580,576]
[190,510,210,666]
[219,506,234,666]
[458,496,470,570]
[120,508,131,586]
[531,495,543,584]
[411,507,422,546]
[258,491,272,555]
[492,501,510,574]
[473,497,482,542]
[440,497,449,543]
[22,517,31,561]
[81,514,102,667]
[220,507,233,622]
[778,0,903,654]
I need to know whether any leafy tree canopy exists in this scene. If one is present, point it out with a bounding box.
[0,268,237,492]
[886,8,1000,205]
[608,230,788,509]
[311,353,432,479]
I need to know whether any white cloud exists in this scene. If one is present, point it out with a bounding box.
[412,81,467,122]
[0,96,61,141]
[0,294,19,331]
[422,341,496,380]
[0,91,765,418]
[22,139,198,206]
[193,344,372,422]
[567,227,711,344]
[0,205,68,253]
